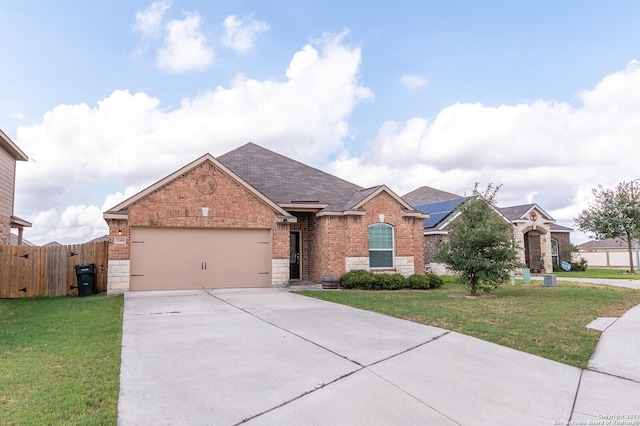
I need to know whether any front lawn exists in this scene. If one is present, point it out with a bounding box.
[554,267,640,280]
[0,295,123,425]
[300,281,640,368]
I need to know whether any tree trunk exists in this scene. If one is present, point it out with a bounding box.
[627,236,636,274]
[470,275,477,296]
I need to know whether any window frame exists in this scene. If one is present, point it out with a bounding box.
[551,239,559,265]
[368,223,395,269]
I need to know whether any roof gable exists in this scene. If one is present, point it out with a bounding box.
[346,185,419,212]
[0,129,28,161]
[497,204,554,222]
[104,153,291,218]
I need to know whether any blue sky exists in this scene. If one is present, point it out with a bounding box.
[2,1,640,244]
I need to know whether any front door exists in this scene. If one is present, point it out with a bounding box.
[289,231,300,280]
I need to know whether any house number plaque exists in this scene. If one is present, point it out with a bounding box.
[196,173,217,195]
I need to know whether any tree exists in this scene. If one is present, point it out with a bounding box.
[575,181,640,273]
[434,183,521,296]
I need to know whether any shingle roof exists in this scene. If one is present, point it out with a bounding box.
[497,204,554,221]
[578,238,627,249]
[402,186,461,206]
[550,223,573,232]
[217,143,365,211]
[497,204,536,221]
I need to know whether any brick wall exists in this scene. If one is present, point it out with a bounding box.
[551,232,572,265]
[105,160,287,289]
[309,191,425,281]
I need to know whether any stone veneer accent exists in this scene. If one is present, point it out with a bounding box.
[271,258,289,287]
[107,260,130,294]
[345,256,415,277]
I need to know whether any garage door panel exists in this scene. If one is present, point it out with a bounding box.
[131,228,271,290]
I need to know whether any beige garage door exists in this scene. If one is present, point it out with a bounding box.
[130,227,272,290]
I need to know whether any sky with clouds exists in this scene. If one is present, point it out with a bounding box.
[1,1,640,245]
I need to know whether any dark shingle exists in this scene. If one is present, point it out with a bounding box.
[402,186,461,206]
[217,143,364,211]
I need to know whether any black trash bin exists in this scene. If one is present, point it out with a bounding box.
[75,263,96,297]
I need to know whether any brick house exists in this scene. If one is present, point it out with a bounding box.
[0,129,31,245]
[403,186,573,274]
[103,143,428,292]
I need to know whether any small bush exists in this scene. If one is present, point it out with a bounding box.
[339,270,377,289]
[570,258,588,272]
[427,273,445,289]
[375,273,407,290]
[407,274,429,289]
[407,273,445,289]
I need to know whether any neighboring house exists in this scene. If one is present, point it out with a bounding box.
[103,143,428,292]
[10,233,33,246]
[576,238,639,268]
[0,129,31,245]
[403,186,573,274]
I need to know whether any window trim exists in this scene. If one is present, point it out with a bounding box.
[368,223,395,269]
[551,239,559,265]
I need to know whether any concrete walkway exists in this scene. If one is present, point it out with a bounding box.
[530,275,640,289]
[118,288,640,425]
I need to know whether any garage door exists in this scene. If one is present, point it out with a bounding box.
[130,228,272,290]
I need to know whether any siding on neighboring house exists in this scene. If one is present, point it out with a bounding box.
[0,147,17,245]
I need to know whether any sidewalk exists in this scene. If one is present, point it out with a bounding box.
[530,275,640,289]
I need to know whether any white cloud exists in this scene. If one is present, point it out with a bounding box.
[327,60,640,238]
[157,12,214,73]
[221,15,270,54]
[133,0,171,38]
[132,1,214,73]
[24,205,106,246]
[400,74,428,88]
[14,32,371,244]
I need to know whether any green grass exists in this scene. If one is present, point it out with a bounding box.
[554,267,640,279]
[299,281,640,369]
[0,295,123,425]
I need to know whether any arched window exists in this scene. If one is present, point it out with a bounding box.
[551,239,559,265]
[368,223,394,268]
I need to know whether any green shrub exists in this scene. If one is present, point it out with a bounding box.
[570,258,588,272]
[375,273,407,290]
[407,273,445,289]
[407,274,430,289]
[427,273,445,289]
[339,269,377,289]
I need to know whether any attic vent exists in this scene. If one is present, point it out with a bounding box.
[290,200,320,203]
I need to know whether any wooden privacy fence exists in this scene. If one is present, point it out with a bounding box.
[0,241,109,298]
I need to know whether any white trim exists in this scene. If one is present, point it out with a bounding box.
[368,223,395,269]
[424,231,449,236]
[316,210,366,217]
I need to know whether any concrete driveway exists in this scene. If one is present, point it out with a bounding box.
[118,289,640,425]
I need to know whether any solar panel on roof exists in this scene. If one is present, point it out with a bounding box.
[415,198,465,228]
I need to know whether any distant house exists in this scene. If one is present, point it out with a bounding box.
[103,143,428,292]
[576,238,638,268]
[10,233,33,246]
[0,129,31,245]
[403,186,573,274]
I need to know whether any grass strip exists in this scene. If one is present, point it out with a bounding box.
[0,295,123,425]
[300,281,640,369]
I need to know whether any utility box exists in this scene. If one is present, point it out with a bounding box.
[543,274,558,287]
[522,268,531,284]
[75,263,96,297]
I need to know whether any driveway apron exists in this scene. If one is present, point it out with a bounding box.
[118,289,639,425]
